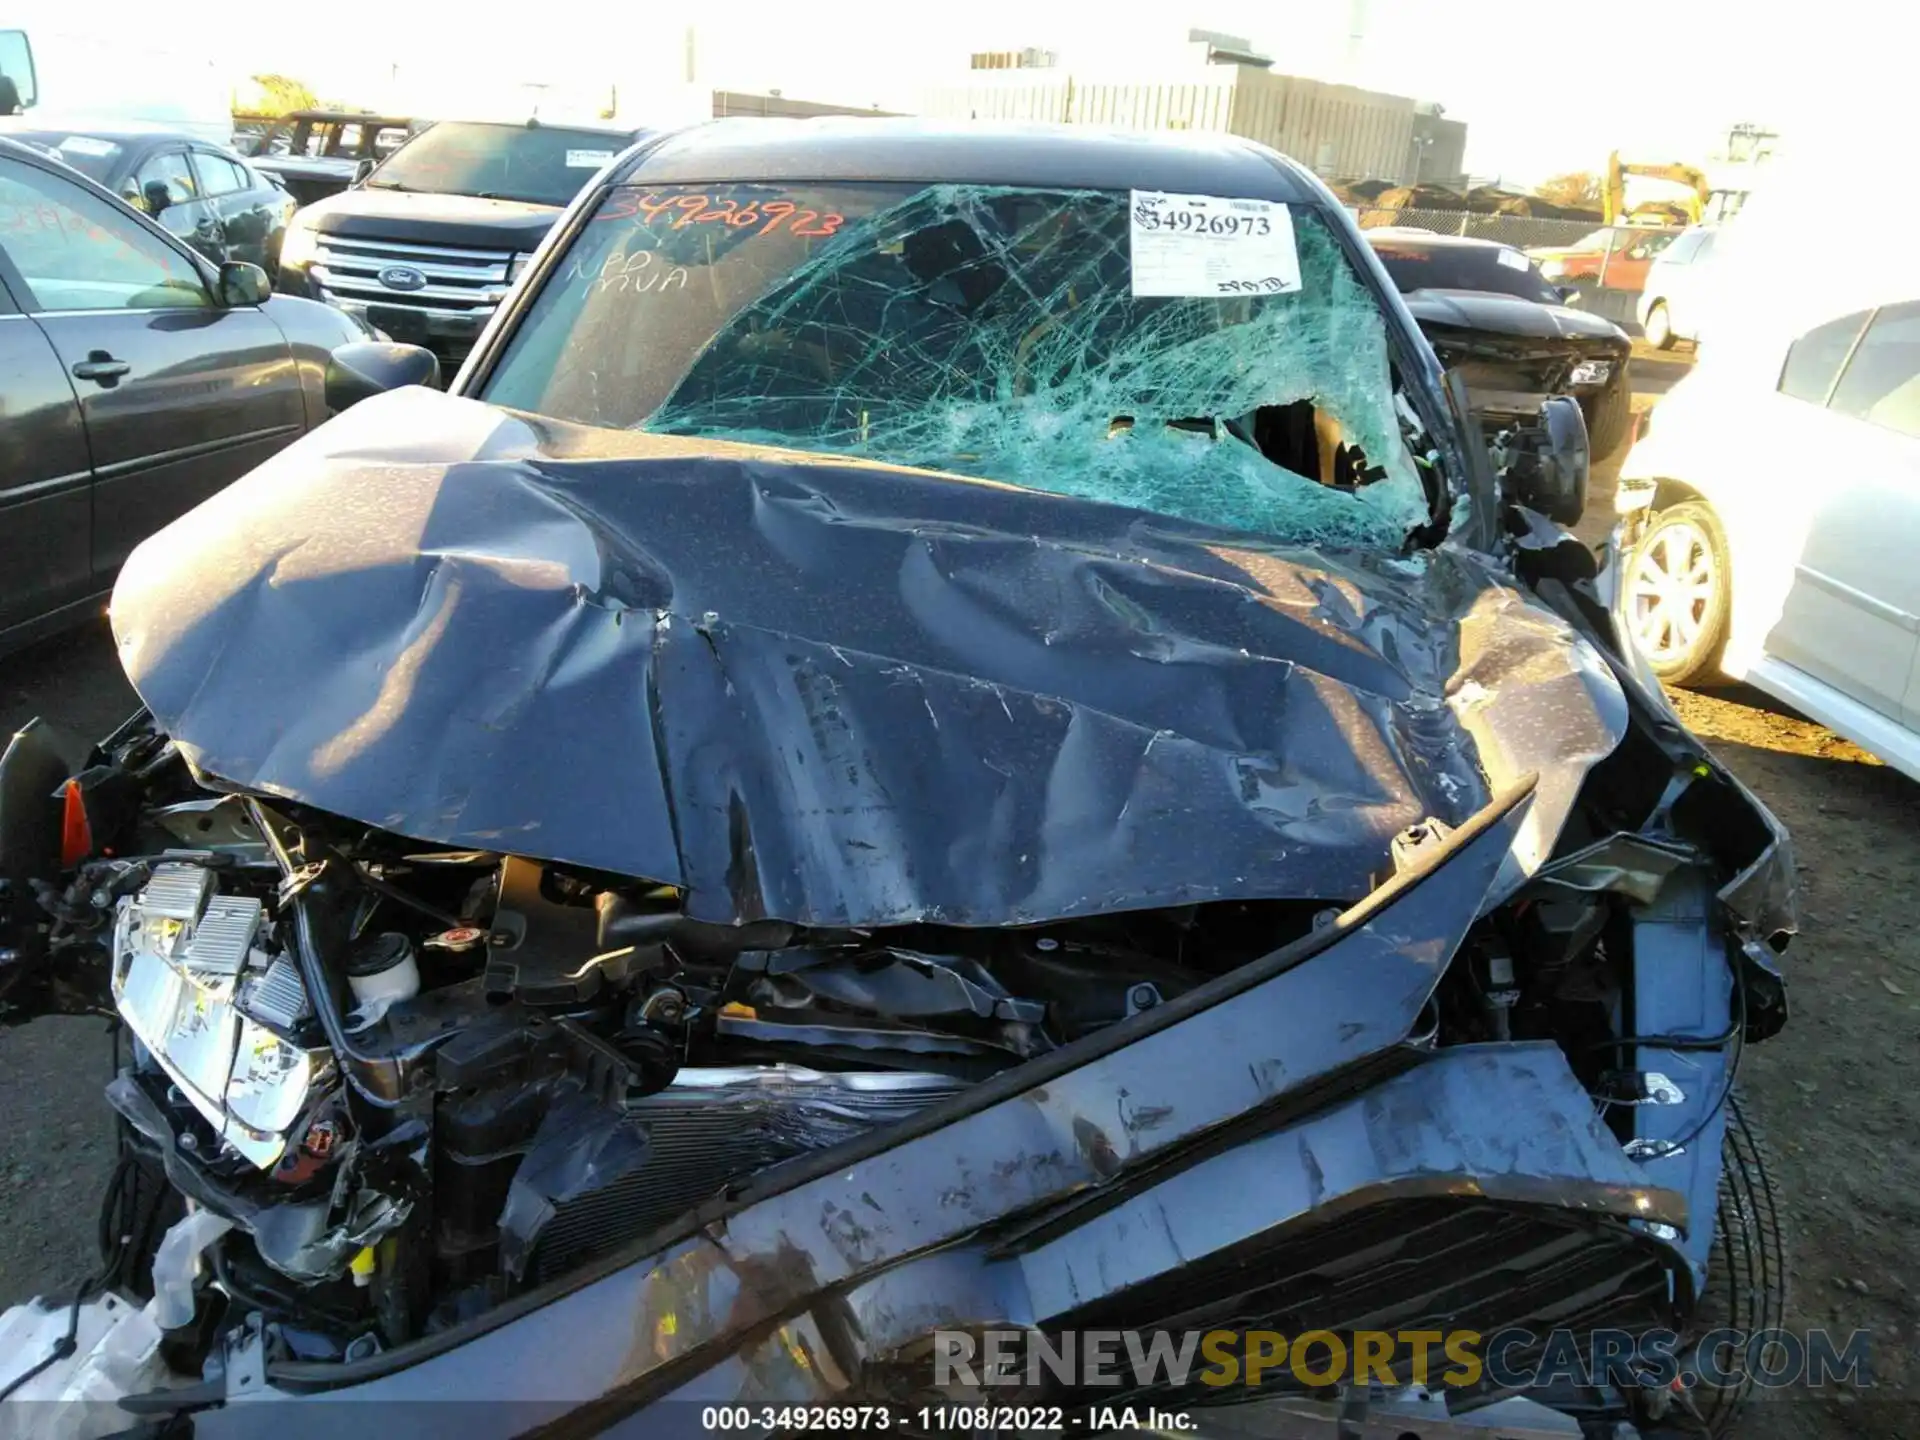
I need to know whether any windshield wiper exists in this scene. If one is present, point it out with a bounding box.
[365,180,418,192]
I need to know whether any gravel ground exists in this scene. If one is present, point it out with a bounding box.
[2,344,1911,1433]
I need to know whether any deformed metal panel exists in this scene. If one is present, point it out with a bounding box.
[199,799,1684,1433]
[109,392,1629,929]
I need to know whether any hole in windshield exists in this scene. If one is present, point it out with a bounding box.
[482,183,1437,549]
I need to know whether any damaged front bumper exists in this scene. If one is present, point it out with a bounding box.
[94,779,1736,1437]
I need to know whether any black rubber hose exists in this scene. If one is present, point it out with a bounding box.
[246,799,408,1109]
[0,1278,88,1402]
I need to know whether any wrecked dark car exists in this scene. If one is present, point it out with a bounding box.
[1368,228,1636,465]
[0,120,1795,1438]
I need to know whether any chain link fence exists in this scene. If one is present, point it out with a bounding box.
[1354,207,1602,251]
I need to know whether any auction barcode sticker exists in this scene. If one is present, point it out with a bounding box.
[1129,191,1302,298]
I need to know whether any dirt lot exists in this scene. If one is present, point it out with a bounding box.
[1,343,1913,1434]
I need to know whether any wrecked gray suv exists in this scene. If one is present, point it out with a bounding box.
[0,121,1795,1438]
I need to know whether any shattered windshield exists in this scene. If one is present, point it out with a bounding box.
[482,182,1436,548]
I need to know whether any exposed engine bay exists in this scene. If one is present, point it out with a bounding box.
[25,722,1370,1358]
[9,671,1789,1413]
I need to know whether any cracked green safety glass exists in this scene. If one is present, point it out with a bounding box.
[483,181,1433,549]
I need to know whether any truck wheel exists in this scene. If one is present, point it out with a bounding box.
[1625,499,1732,686]
[1645,300,1675,349]
[1584,374,1633,459]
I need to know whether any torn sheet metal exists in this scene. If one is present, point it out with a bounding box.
[107,1076,411,1284]
[198,800,1686,1428]
[1529,832,1700,905]
[110,389,1631,927]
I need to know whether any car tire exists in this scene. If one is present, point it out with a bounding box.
[1687,1091,1791,1437]
[1645,300,1675,350]
[1583,374,1633,459]
[1625,499,1732,686]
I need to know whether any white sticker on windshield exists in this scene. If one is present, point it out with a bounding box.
[565,149,615,169]
[1496,247,1530,270]
[1129,191,1302,298]
[59,135,118,157]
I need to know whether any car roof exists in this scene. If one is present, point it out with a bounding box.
[613,118,1321,201]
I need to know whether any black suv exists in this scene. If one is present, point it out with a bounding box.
[275,117,649,371]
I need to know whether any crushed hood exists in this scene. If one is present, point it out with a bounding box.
[109,389,1628,927]
[1401,290,1630,347]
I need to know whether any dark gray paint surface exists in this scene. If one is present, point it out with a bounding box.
[110,389,1633,928]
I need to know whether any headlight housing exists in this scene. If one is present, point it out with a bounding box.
[278,222,320,271]
[111,862,329,1170]
[1569,359,1612,386]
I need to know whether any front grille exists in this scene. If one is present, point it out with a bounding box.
[310,234,512,315]
[1051,1197,1674,1402]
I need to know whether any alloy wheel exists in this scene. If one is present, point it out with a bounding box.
[1628,516,1717,666]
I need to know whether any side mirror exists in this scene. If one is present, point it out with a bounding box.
[142,180,172,216]
[324,341,440,412]
[1554,284,1575,304]
[217,261,271,307]
[351,158,375,187]
[1507,395,1590,526]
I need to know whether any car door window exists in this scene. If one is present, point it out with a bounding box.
[1827,302,1920,441]
[0,163,210,312]
[130,148,198,212]
[1778,309,1872,405]
[192,152,249,198]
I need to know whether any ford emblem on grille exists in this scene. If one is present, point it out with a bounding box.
[378,265,428,293]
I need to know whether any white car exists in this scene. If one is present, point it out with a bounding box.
[1635,225,1719,349]
[1615,273,1920,777]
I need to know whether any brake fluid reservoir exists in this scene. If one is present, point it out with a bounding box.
[346,932,421,1017]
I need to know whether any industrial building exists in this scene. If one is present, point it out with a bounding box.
[923,29,1467,188]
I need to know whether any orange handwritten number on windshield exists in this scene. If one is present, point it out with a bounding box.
[790,211,843,238]
[596,193,843,237]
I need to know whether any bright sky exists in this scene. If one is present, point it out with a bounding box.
[116,0,1901,184]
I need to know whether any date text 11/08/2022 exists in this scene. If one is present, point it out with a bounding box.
[698,1407,1196,1431]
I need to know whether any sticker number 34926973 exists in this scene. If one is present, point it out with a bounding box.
[1129,190,1302,299]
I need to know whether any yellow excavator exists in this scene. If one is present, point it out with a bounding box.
[1603,151,1711,226]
